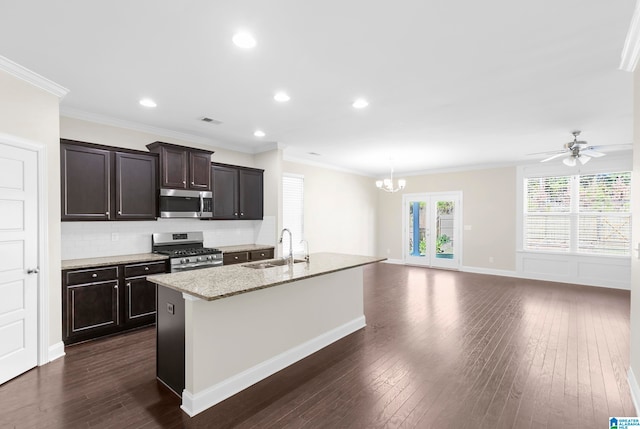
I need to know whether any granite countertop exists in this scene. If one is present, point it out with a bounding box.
[147,252,386,301]
[62,253,169,270]
[217,244,275,253]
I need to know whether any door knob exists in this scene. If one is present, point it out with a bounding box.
[27,268,39,274]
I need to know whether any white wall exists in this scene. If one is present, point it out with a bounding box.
[60,116,255,166]
[282,160,378,256]
[376,166,516,271]
[629,64,640,412]
[0,69,62,348]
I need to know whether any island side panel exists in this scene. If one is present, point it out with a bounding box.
[183,267,365,413]
[157,285,185,396]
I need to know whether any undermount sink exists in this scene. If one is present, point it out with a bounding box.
[243,259,307,269]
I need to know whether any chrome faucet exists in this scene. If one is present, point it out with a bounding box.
[279,228,293,264]
[300,240,310,263]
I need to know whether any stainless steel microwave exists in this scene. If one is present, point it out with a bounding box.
[158,189,213,218]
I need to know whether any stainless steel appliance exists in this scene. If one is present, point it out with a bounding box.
[152,232,222,272]
[158,189,213,219]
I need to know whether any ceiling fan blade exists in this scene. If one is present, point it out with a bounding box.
[587,143,633,151]
[541,152,570,162]
[581,149,605,158]
[578,155,591,165]
[563,157,577,167]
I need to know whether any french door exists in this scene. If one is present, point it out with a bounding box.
[402,192,461,269]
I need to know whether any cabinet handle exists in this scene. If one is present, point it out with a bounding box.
[118,210,122,215]
[234,256,238,260]
[126,282,131,287]
[105,211,109,216]
[234,212,238,216]
[114,284,118,289]
[240,212,244,216]
[92,273,98,278]
[144,266,149,271]
[191,181,195,185]
[261,253,265,256]
[183,180,186,185]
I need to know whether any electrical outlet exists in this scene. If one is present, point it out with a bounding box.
[167,303,175,315]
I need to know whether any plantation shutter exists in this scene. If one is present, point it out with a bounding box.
[524,176,571,252]
[524,172,631,256]
[577,172,631,255]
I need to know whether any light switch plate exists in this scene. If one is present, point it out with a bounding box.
[167,303,175,315]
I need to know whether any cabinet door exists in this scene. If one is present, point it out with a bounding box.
[65,281,119,341]
[124,277,157,324]
[189,151,212,190]
[211,165,239,219]
[239,169,264,220]
[61,144,111,220]
[160,146,188,189]
[115,152,158,220]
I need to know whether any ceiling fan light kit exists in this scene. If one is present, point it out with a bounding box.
[536,130,615,167]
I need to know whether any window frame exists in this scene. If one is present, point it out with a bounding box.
[516,156,632,260]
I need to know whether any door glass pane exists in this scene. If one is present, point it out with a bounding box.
[435,200,455,259]
[408,201,427,257]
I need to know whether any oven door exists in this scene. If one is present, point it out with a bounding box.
[159,189,213,218]
[170,260,223,272]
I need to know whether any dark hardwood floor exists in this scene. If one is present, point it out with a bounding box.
[0,263,634,428]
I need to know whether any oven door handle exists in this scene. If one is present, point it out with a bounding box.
[199,192,204,218]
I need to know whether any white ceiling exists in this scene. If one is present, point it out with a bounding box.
[0,0,635,176]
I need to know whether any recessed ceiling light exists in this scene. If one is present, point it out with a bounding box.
[232,31,256,49]
[139,98,157,108]
[274,91,290,102]
[352,98,369,109]
[254,130,266,137]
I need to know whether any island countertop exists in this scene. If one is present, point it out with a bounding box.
[147,252,386,301]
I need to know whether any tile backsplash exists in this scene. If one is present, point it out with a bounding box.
[61,216,277,260]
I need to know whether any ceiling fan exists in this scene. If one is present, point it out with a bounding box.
[532,131,629,167]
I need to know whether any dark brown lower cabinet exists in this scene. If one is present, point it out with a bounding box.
[63,260,167,345]
[66,280,119,339]
[223,247,274,265]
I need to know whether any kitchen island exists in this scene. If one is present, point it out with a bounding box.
[147,252,385,417]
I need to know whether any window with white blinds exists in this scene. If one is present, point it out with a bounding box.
[524,172,631,256]
[282,174,305,256]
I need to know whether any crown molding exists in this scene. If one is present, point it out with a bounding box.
[60,106,257,154]
[283,152,373,177]
[620,0,640,71]
[0,55,68,98]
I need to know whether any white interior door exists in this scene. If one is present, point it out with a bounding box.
[0,142,38,385]
[403,192,462,269]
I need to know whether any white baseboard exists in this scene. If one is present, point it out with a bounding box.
[461,266,517,277]
[47,342,65,363]
[181,315,366,417]
[383,259,404,265]
[629,367,640,416]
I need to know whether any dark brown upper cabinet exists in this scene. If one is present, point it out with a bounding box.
[115,152,158,220]
[146,142,213,191]
[211,163,264,220]
[61,143,111,220]
[61,139,158,221]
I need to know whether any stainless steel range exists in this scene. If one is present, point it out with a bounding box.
[152,232,223,272]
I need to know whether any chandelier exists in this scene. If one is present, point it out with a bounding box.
[375,167,406,192]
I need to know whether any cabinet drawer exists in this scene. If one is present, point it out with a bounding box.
[124,261,167,278]
[223,252,249,265]
[250,249,274,261]
[65,267,119,286]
